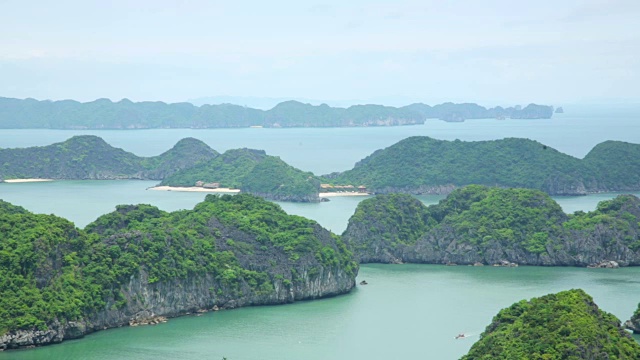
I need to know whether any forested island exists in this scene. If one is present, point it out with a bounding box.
[0,195,357,350]
[4,135,640,201]
[0,136,322,202]
[0,135,218,181]
[0,97,554,129]
[461,289,640,359]
[326,136,640,196]
[160,148,322,202]
[342,186,640,266]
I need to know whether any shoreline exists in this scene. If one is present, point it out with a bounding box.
[319,192,370,197]
[150,186,371,198]
[3,179,54,183]
[149,186,241,193]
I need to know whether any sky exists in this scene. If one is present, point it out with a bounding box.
[0,0,639,106]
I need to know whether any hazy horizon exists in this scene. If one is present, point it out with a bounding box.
[1,0,639,105]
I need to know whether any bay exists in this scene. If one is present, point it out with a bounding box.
[0,112,639,175]
[1,110,640,359]
[1,264,639,360]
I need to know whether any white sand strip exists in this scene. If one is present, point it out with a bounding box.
[319,192,370,197]
[3,179,54,183]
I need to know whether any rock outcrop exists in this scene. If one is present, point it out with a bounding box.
[0,195,357,350]
[462,289,640,359]
[343,187,640,266]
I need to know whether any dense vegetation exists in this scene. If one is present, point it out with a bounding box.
[583,140,640,191]
[0,195,357,339]
[0,97,553,129]
[328,136,640,195]
[161,149,322,201]
[461,289,640,359]
[0,135,217,180]
[343,185,640,265]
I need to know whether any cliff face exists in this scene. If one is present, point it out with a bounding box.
[343,187,640,266]
[0,195,357,350]
[625,307,640,333]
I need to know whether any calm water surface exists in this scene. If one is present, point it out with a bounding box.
[1,113,639,174]
[1,113,640,359]
[1,265,639,360]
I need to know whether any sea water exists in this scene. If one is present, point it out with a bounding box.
[1,111,640,359]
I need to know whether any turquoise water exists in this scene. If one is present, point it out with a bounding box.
[1,265,639,360]
[0,113,638,174]
[1,180,637,231]
[1,113,640,359]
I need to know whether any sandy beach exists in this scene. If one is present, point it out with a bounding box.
[3,179,54,183]
[149,186,241,193]
[319,192,370,197]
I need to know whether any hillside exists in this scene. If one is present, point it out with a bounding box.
[328,136,640,195]
[0,195,357,349]
[0,97,553,129]
[342,186,640,266]
[0,135,217,180]
[461,289,640,359]
[160,148,322,202]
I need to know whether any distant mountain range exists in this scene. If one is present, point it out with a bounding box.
[0,97,554,129]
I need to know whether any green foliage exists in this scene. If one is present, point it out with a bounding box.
[344,185,640,260]
[0,194,355,334]
[161,149,321,200]
[0,136,217,180]
[0,97,552,129]
[461,289,640,359]
[435,186,567,249]
[564,195,640,248]
[345,194,433,247]
[329,136,640,195]
[583,141,640,190]
[0,202,106,334]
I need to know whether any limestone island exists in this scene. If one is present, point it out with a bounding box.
[0,195,358,350]
[0,96,554,129]
[342,186,640,266]
[325,136,640,196]
[461,289,640,359]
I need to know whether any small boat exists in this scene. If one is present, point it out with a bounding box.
[359,280,368,285]
[455,333,466,340]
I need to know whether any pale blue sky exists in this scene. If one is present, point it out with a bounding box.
[0,0,638,105]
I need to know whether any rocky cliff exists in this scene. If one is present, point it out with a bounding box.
[0,195,357,350]
[343,186,640,266]
[461,289,640,359]
[624,305,640,334]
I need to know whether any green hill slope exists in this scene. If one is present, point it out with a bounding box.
[0,195,357,349]
[461,289,640,359]
[161,148,322,202]
[0,136,218,180]
[343,186,640,266]
[329,136,640,195]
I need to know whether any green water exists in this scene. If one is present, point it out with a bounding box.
[1,265,639,360]
[0,113,639,175]
[1,115,640,359]
[1,180,637,232]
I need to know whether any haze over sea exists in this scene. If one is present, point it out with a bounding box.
[1,108,639,359]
